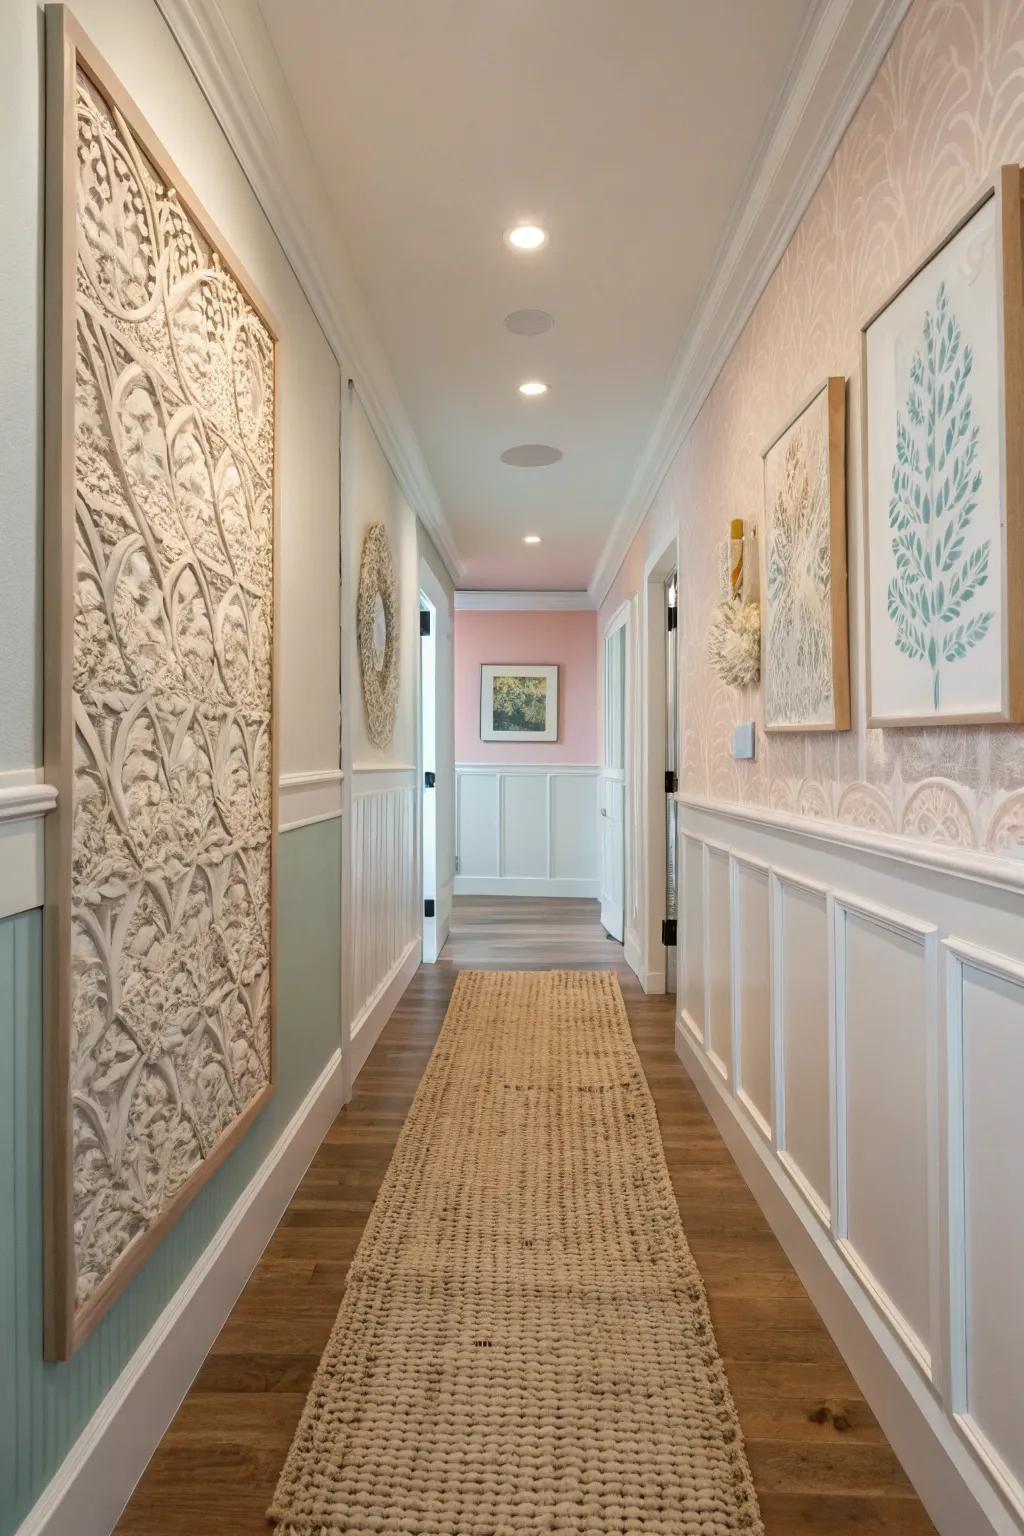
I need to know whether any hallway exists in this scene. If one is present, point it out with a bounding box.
[115,900,933,1536]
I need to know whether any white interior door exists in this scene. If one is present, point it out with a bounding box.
[420,593,438,962]
[600,618,627,941]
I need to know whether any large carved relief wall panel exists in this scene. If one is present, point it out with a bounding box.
[44,10,278,1358]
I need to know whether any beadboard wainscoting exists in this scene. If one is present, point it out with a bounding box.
[675,796,1024,1536]
[346,768,421,1085]
[455,765,599,898]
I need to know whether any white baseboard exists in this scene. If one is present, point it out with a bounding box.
[16,1045,347,1536]
[347,935,421,1088]
[453,876,600,898]
[675,1023,1022,1536]
[623,933,644,985]
[639,968,667,995]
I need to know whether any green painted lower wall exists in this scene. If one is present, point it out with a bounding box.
[0,819,342,1535]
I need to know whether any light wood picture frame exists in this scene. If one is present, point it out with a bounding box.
[44,5,279,1359]
[480,664,559,742]
[861,166,1024,727]
[760,376,850,732]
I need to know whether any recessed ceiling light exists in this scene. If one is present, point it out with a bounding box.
[523,535,541,544]
[504,223,548,252]
[505,309,554,336]
[519,380,548,397]
[501,444,563,467]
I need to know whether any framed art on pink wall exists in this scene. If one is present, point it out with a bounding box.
[480,664,559,742]
[861,166,1024,727]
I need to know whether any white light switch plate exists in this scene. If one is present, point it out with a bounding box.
[732,721,756,760]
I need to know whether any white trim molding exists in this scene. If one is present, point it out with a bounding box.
[0,770,58,920]
[346,935,420,1092]
[278,768,344,831]
[454,590,594,612]
[679,793,1024,897]
[589,0,913,604]
[155,0,463,582]
[14,1045,347,1536]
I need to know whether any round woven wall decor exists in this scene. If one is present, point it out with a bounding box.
[357,521,399,748]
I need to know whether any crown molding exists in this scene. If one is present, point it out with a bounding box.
[454,590,594,612]
[155,0,464,582]
[588,0,913,607]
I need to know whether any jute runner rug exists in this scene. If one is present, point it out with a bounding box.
[269,970,762,1535]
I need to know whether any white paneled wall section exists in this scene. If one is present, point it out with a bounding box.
[675,797,1024,1536]
[347,769,420,1081]
[455,766,599,897]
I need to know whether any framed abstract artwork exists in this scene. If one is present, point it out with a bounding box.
[480,664,559,741]
[761,377,850,731]
[44,7,278,1358]
[862,167,1024,726]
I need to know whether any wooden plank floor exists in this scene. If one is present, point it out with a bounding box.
[116,897,935,1535]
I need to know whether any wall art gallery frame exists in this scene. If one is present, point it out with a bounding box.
[480,664,559,742]
[861,166,1024,728]
[43,5,280,1360]
[760,375,850,732]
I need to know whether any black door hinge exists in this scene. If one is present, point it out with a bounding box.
[661,918,677,946]
[667,606,678,631]
[424,770,436,789]
[664,769,677,794]
[424,898,435,918]
[420,610,431,636]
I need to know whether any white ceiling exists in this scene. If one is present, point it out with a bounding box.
[258,0,814,590]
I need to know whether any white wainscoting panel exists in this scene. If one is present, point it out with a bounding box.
[835,899,936,1379]
[501,774,548,880]
[681,833,705,1046]
[772,871,832,1225]
[703,842,732,1082]
[675,796,1024,1536]
[946,939,1024,1521]
[349,777,419,1044]
[455,766,598,897]
[731,854,772,1140]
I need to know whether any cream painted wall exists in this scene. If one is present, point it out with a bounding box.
[343,392,420,770]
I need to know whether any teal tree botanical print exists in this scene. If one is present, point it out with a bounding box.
[888,281,992,710]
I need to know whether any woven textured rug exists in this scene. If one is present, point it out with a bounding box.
[269,970,763,1535]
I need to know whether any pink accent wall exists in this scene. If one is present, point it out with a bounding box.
[454,610,598,764]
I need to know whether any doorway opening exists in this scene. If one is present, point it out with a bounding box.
[420,589,439,962]
[600,608,628,942]
[640,537,679,994]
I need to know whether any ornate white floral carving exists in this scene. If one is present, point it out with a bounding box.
[66,69,275,1313]
[900,781,975,846]
[836,783,897,833]
[985,793,1024,858]
[357,522,399,749]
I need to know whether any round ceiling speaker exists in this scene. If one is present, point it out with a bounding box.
[500,444,563,467]
[504,309,554,336]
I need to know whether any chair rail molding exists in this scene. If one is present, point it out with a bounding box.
[278,768,344,831]
[677,793,1024,897]
[0,770,59,919]
[154,0,463,583]
[588,0,913,604]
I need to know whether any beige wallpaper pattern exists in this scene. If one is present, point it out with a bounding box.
[670,0,1024,855]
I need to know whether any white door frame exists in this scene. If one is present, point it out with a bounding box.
[638,532,680,995]
[417,556,452,962]
[600,602,630,944]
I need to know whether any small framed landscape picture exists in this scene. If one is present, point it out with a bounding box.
[861,166,1024,726]
[761,376,850,732]
[480,664,559,742]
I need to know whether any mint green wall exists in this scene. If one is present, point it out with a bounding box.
[0,820,341,1536]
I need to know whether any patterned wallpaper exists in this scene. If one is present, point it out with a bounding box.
[667,0,1024,856]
